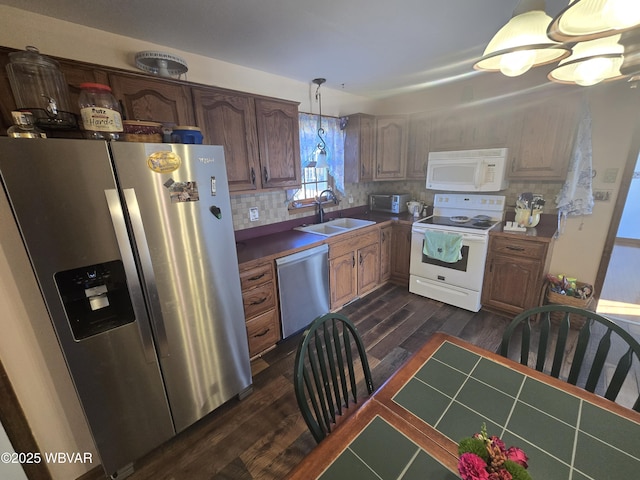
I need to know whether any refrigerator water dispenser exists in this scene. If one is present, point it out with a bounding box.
[54,260,135,340]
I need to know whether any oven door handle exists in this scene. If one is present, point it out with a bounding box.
[412,230,487,243]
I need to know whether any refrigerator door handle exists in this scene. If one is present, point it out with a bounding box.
[105,189,159,363]
[121,188,171,358]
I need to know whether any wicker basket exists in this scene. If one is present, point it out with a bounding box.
[545,281,595,328]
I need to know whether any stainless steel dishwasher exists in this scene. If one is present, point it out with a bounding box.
[276,244,330,338]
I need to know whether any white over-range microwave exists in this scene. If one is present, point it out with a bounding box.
[426,148,509,192]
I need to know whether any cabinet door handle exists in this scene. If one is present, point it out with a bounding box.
[381,232,385,242]
[352,254,355,267]
[506,246,526,251]
[248,273,266,281]
[361,164,365,176]
[377,164,381,174]
[263,166,269,183]
[359,253,363,265]
[254,328,270,338]
[250,297,267,306]
[251,167,256,185]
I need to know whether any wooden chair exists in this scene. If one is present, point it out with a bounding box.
[500,304,640,412]
[294,313,374,443]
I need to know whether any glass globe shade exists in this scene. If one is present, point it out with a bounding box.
[499,50,537,76]
[603,0,640,30]
[574,57,614,85]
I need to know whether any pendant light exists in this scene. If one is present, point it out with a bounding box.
[549,34,624,85]
[474,0,570,77]
[311,78,329,169]
[548,0,640,43]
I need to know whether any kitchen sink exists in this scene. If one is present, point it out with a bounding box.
[294,218,376,237]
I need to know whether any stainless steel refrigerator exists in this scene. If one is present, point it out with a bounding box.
[0,138,252,478]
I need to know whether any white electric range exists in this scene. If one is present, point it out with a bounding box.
[409,193,506,312]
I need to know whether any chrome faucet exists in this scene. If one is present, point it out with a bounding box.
[317,189,338,223]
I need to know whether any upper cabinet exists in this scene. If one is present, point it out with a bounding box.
[109,73,195,126]
[193,88,301,193]
[508,97,579,181]
[406,113,432,179]
[254,98,301,190]
[192,88,260,192]
[375,115,408,180]
[344,113,375,183]
[430,105,511,152]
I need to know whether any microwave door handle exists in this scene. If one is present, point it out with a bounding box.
[474,162,482,190]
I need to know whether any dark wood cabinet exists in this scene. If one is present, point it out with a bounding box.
[193,88,300,193]
[482,234,554,316]
[254,98,301,189]
[329,227,380,310]
[406,113,432,179]
[390,222,412,286]
[375,115,408,179]
[192,88,261,192]
[239,260,280,358]
[109,73,195,125]
[508,98,579,181]
[344,113,375,183]
[380,224,393,283]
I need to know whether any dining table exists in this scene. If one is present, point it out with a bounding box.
[286,332,640,480]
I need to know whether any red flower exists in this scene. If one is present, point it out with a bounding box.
[458,453,490,480]
[490,436,506,453]
[488,470,512,480]
[506,447,528,468]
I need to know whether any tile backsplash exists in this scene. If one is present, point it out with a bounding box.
[230,180,563,232]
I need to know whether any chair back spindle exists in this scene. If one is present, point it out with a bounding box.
[500,305,640,412]
[294,313,374,443]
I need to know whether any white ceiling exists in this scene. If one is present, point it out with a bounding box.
[3,0,570,98]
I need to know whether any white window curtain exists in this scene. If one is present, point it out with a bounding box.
[555,100,594,236]
[298,113,345,194]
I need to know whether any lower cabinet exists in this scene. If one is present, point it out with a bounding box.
[380,225,393,283]
[239,260,281,357]
[390,222,412,286]
[481,234,554,316]
[328,227,380,310]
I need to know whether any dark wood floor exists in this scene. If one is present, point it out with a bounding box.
[80,284,511,480]
[80,284,639,480]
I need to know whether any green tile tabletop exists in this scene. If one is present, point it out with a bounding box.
[288,333,640,480]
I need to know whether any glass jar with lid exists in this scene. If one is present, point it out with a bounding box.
[78,83,123,140]
[6,46,76,130]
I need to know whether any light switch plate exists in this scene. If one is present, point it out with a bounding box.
[602,168,618,184]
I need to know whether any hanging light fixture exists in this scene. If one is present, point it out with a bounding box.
[549,34,625,85]
[310,78,329,169]
[474,0,570,77]
[548,0,640,43]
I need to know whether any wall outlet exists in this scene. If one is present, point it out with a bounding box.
[348,195,354,204]
[249,207,259,221]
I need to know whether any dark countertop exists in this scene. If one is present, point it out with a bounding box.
[490,212,557,242]
[235,211,416,267]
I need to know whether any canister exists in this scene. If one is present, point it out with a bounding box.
[78,83,123,140]
[123,120,163,142]
[172,126,203,144]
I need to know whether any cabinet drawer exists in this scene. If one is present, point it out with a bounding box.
[246,309,280,357]
[491,236,546,259]
[240,262,274,290]
[242,282,276,318]
[329,228,379,259]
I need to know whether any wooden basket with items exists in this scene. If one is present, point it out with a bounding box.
[545,274,595,328]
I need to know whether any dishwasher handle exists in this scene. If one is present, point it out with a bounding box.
[275,244,329,267]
